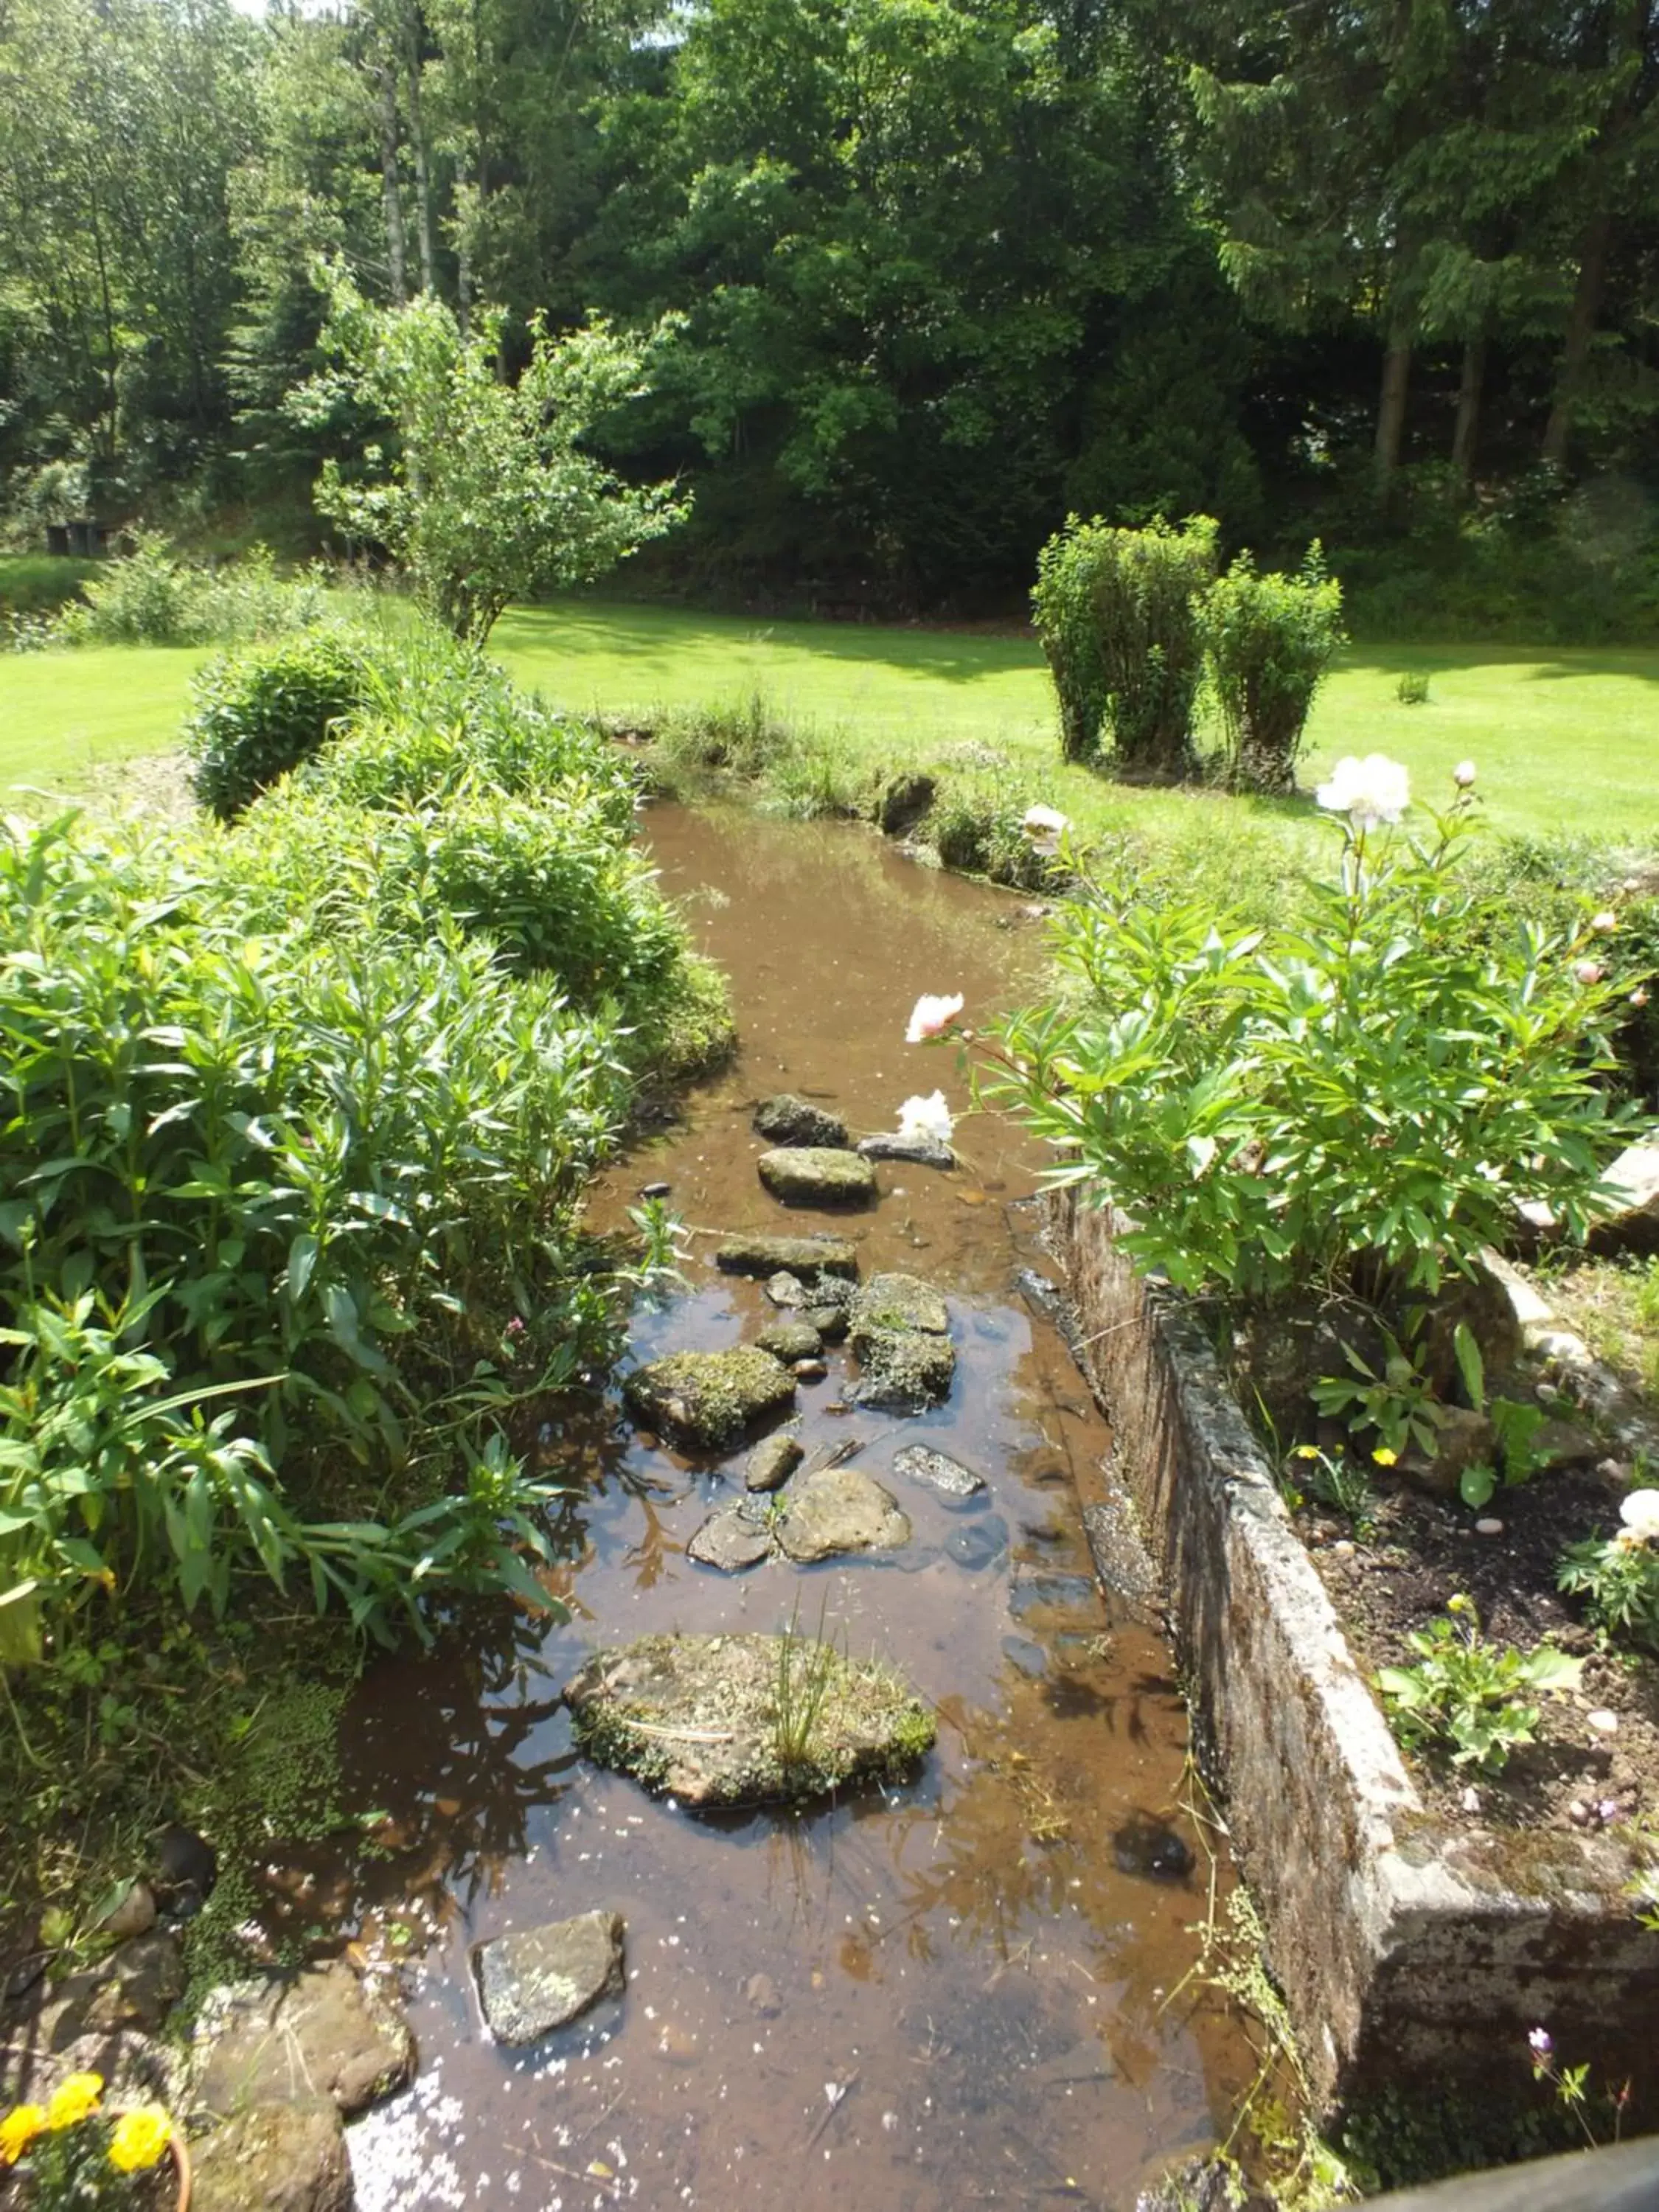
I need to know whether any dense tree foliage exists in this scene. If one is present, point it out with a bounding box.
[1,0,1655,622]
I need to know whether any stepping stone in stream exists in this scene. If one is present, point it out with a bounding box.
[857,1132,955,1169]
[715,1234,860,1282]
[754,1094,849,1149]
[471,1911,625,2044]
[757,1147,877,1207]
[848,1272,956,1410]
[687,1503,775,1572]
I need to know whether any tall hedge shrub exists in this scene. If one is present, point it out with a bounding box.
[1200,546,1344,793]
[1032,514,1217,774]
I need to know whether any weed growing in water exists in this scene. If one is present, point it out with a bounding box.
[771,1594,840,1770]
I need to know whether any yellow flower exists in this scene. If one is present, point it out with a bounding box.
[0,2105,46,2165]
[1371,1447,1399,1467]
[108,2106,174,2173]
[45,2073,103,2131]
[1292,1444,1322,1461]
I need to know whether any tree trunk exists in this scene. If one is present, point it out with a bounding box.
[1373,323,1413,501]
[1542,211,1612,467]
[405,24,435,294]
[454,161,474,336]
[1450,333,1486,495]
[377,64,407,304]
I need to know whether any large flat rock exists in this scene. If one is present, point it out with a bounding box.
[687,1502,775,1571]
[622,1346,796,1450]
[195,1961,414,2119]
[566,1632,933,1806]
[470,1911,625,2045]
[757,1147,877,1206]
[191,2098,352,2212]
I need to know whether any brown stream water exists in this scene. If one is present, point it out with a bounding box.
[333,805,1261,2212]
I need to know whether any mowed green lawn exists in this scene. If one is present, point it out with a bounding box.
[1,599,1655,844]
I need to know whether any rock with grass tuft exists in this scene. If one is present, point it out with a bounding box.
[566,1631,933,1806]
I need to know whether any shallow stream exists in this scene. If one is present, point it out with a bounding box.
[332,805,1261,2211]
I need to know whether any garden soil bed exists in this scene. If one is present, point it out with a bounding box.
[1296,1465,1659,1839]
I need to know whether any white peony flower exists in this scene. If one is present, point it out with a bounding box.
[1453,760,1477,789]
[897,1091,954,1145]
[1591,911,1618,934]
[1021,804,1071,858]
[1315,753,1411,830]
[1618,1489,1659,1543]
[905,992,964,1043]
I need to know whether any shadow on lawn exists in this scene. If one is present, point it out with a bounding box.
[495,597,1046,687]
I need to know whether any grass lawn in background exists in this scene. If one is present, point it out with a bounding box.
[0,644,206,793]
[495,602,1659,846]
[0,598,1652,846]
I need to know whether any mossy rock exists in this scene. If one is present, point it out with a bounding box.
[622,1346,796,1450]
[850,1326,956,1411]
[754,1094,849,1149]
[850,1271,948,1340]
[565,1631,934,1807]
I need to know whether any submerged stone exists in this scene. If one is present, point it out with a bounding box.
[1112,1815,1194,1882]
[945,1516,1009,1571]
[687,1503,775,1572]
[714,1234,860,1281]
[809,1304,849,1343]
[471,1911,625,2044]
[754,1094,849,1149]
[758,1147,877,1206]
[891,1444,986,1501]
[775,1466,911,1562]
[622,1346,796,1450]
[566,1632,933,1806]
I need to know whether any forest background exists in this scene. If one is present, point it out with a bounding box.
[1,0,1657,643]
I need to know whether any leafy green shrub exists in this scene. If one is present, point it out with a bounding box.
[186,630,369,818]
[925,781,1055,890]
[0,741,684,1650]
[1199,546,1344,792]
[1032,513,1217,773]
[992,769,1635,1304]
[54,533,333,648]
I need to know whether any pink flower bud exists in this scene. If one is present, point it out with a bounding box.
[1575,960,1605,986]
[1453,760,1477,788]
[1590,911,1618,934]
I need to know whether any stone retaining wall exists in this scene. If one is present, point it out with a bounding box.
[1050,1190,1659,2118]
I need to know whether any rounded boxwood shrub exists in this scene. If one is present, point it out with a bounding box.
[187,630,369,819]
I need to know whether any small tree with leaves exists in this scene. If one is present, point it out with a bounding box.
[1200,546,1344,793]
[1032,513,1217,776]
[295,271,687,644]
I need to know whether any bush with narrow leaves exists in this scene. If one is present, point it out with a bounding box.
[186,629,369,818]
